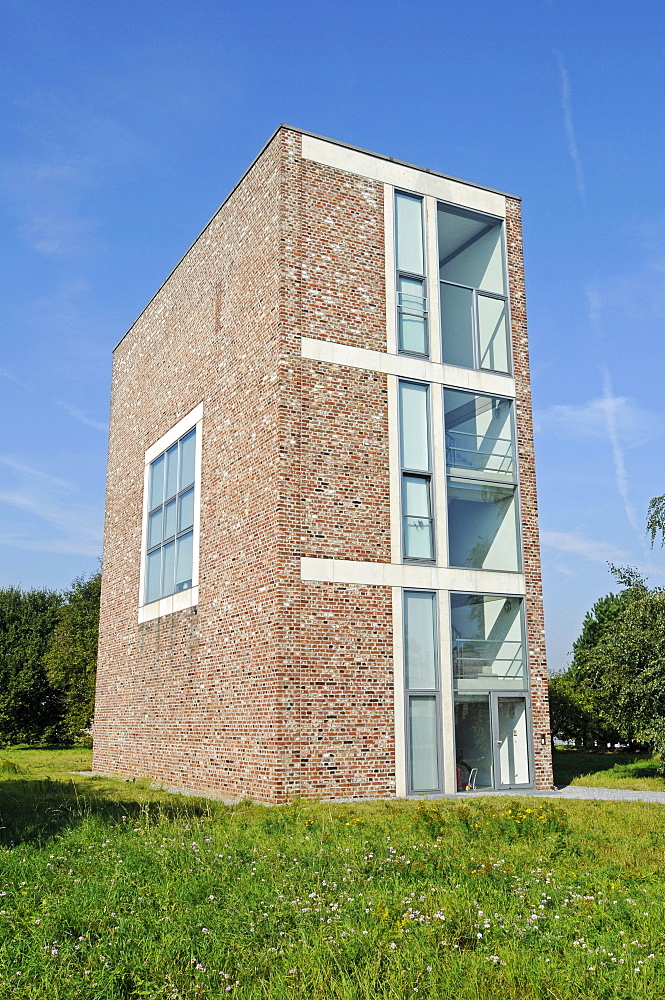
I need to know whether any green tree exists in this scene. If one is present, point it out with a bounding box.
[551,567,665,751]
[647,494,665,547]
[0,586,63,744]
[44,571,101,741]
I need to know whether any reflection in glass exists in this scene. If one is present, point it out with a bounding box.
[399,382,430,472]
[180,429,196,490]
[395,192,425,275]
[409,697,440,791]
[404,591,437,689]
[450,594,525,691]
[454,696,493,790]
[398,276,427,355]
[438,205,506,295]
[497,697,530,785]
[175,531,193,591]
[478,295,509,373]
[403,475,434,561]
[447,479,519,572]
[444,390,515,482]
[440,282,474,368]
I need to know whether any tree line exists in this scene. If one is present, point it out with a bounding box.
[549,496,665,763]
[0,571,100,745]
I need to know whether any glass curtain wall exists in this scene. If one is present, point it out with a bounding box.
[438,204,510,373]
[395,192,428,356]
[444,389,520,572]
[404,590,441,792]
[399,381,434,561]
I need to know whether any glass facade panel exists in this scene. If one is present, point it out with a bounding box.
[398,276,427,355]
[161,539,175,597]
[175,531,193,591]
[438,205,505,295]
[447,479,520,572]
[395,192,425,275]
[404,591,437,689]
[454,696,494,790]
[165,444,178,501]
[145,549,162,605]
[149,454,164,510]
[399,381,430,471]
[178,487,195,532]
[409,696,440,792]
[164,498,177,540]
[450,594,525,691]
[478,295,509,374]
[497,697,530,785]
[438,203,509,374]
[179,429,196,490]
[444,390,515,482]
[148,509,162,549]
[440,282,474,368]
[403,475,434,561]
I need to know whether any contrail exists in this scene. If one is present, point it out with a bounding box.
[554,50,586,202]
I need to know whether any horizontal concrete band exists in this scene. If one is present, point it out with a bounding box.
[301,134,507,218]
[300,337,516,398]
[301,557,525,596]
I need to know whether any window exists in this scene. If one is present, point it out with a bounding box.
[395,191,428,357]
[438,204,510,373]
[444,389,521,572]
[398,380,434,562]
[403,590,441,793]
[140,404,202,617]
[450,593,526,691]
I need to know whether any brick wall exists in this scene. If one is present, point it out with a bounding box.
[506,196,553,790]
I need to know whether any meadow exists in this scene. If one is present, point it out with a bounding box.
[1,748,664,999]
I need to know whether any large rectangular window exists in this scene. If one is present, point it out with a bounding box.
[399,380,434,562]
[438,204,510,374]
[145,428,197,604]
[395,191,428,357]
[450,593,526,691]
[404,590,441,793]
[444,388,521,572]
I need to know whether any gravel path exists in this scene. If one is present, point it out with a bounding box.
[456,785,665,804]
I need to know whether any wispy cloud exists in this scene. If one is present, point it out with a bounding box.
[0,365,30,390]
[535,394,663,448]
[554,50,586,202]
[541,530,629,564]
[56,401,108,432]
[0,456,102,558]
[600,367,640,531]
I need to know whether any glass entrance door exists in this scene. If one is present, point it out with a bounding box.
[454,693,531,791]
[494,696,530,787]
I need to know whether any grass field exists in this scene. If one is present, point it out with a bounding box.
[1,748,665,999]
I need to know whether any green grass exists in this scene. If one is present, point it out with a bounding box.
[1,750,665,998]
[553,748,665,791]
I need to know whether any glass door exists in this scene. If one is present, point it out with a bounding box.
[493,695,530,787]
[454,692,532,791]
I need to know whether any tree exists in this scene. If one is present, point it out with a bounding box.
[0,586,63,744]
[44,571,101,742]
[550,567,665,751]
[647,494,665,547]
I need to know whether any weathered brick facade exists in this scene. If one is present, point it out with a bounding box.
[94,126,552,801]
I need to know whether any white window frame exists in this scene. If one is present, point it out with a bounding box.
[138,403,203,623]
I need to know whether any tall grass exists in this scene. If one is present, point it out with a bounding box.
[1,750,665,998]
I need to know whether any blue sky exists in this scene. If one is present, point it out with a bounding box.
[1,0,664,672]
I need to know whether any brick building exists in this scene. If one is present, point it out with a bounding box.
[93,126,553,801]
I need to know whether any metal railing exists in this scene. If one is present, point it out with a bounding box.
[452,638,524,680]
[446,429,515,479]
